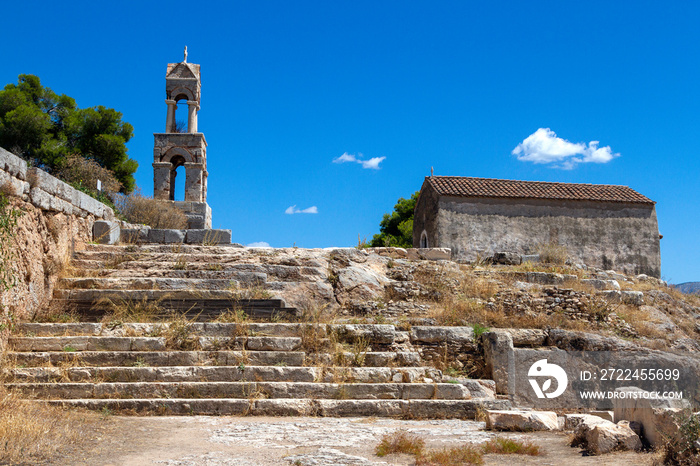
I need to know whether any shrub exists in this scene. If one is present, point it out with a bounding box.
[659,411,700,465]
[114,190,187,229]
[472,323,491,338]
[55,154,122,195]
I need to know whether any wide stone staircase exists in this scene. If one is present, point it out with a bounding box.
[53,243,313,320]
[3,243,510,418]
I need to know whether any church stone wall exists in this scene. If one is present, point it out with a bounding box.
[419,195,660,277]
[412,183,440,249]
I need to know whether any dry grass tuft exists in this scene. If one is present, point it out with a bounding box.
[114,190,187,229]
[164,315,201,350]
[415,444,484,465]
[297,298,338,324]
[300,324,331,354]
[375,429,425,457]
[214,307,249,324]
[510,261,583,277]
[459,273,499,300]
[229,282,273,300]
[537,242,568,265]
[96,294,169,323]
[375,431,542,465]
[430,293,593,332]
[616,304,668,339]
[0,386,99,463]
[480,437,541,456]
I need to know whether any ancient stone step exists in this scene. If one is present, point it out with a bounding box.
[16,323,408,346]
[51,297,295,321]
[55,289,250,301]
[69,268,268,281]
[200,336,303,351]
[77,244,328,264]
[72,251,326,268]
[70,259,326,281]
[9,336,167,352]
[5,365,440,384]
[307,351,422,367]
[8,350,305,368]
[8,335,302,352]
[16,322,325,338]
[58,277,251,291]
[8,381,472,401]
[8,349,421,368]
[45,398,511,418]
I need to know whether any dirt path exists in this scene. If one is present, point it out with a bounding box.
[46,416,657,466]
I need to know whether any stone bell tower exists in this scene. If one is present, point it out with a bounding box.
[152,47,211,228]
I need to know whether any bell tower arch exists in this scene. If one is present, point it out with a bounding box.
[152,48,211,228]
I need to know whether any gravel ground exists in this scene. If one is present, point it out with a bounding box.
[47,416,657,466]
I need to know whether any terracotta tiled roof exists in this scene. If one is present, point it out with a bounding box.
[425,176,655,204]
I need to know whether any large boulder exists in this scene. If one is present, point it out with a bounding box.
[585,422,642,455]
[569,414,642,455]
[581,279,621,290]
[93,220,120,245]
[613,387,691,447]
[481,331,514,395]
[491,251,521,265]
[333,265,389,304]
[485,409,559,431]
[410,326,474,345]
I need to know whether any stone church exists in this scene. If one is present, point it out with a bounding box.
[413,176,661,277]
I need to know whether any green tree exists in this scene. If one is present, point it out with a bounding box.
[0,75,137,192]
[370,191,419,248]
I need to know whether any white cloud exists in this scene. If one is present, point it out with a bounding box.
[334,153,357,163]
[512,128,619,169]
[285,205,318,215]
[360,157,386,169]
[333,152,385,170]
[247,241,271,248]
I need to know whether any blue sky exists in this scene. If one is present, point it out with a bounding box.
[2,1,699,283]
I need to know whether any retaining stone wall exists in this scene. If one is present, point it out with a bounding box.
[0,146,116,346]
[0,147,115,220]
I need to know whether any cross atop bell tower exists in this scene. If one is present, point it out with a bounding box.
[152,49,211,228]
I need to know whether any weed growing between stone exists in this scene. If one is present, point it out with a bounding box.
[214,307,249,324]
[228,282,273,300]
[96,294,170,322]
[164,314,201,350]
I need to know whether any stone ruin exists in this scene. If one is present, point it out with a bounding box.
[152,49,211,229]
